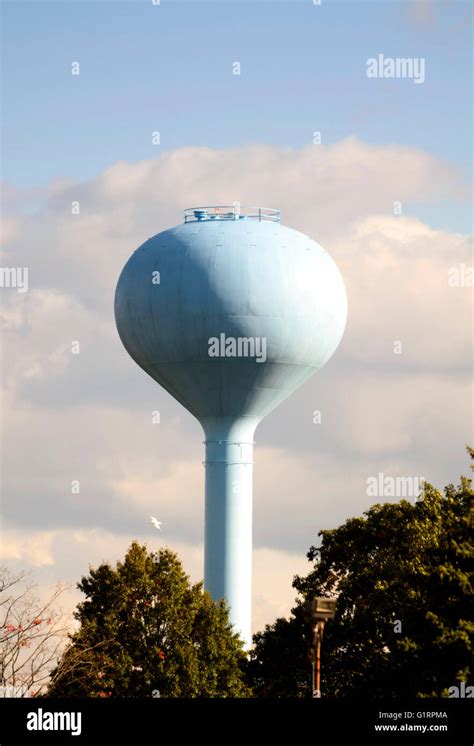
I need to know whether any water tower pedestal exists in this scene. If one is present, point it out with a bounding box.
[203,417,259,648]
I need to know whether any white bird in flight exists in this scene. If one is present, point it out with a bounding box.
[150,516,162,531]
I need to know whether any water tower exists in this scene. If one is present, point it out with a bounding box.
[115,205,347,647]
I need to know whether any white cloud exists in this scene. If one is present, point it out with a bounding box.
[0,216,22,246]
[406,0,435,27]
[0,528,56,567]
[334,214,472,371]
[1,139,471,632]
[0,525,307,634]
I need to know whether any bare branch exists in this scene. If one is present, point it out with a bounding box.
[0,568,73,697]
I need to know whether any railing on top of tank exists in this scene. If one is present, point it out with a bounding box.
[184,206,281,223]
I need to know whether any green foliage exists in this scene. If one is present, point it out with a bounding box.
[47,543,249,698]
[246,449,473,698]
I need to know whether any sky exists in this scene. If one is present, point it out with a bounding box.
[0,0,473,639]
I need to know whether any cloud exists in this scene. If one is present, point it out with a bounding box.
[2,136,467,278]
[334,214,472,373]
[403,0,473,38]
[0,528,56,567]
[0,525,307,634]
[1,139,471,630]
[406,0,436,27]
[0,216,22,246]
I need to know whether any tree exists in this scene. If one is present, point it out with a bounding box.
[0,569,70,697]
[246,448,473,698]
[47,543,250,697]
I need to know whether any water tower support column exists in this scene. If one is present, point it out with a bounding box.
[202,417,259,649]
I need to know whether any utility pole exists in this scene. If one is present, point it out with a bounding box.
[307,597,337,698]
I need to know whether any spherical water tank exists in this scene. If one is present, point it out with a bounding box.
[115,206,347,646]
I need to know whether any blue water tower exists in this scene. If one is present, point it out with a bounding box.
[115,205,347,647]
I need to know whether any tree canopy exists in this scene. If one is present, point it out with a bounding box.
[48,543,249,698]
[246,449,473,698]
